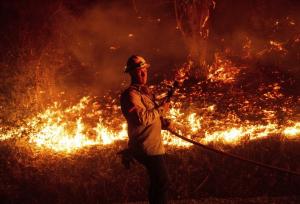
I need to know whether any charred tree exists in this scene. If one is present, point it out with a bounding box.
[174,0,216,74]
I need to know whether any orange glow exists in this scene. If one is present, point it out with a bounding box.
[283,122,300,138]
[208,53,240,83]
[269,40,287,53]
[1,48,299,153]
[1,93,299,153]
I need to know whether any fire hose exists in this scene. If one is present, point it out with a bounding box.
[119,80,300,177]
[167,128,300,177]
[163,80,300,177]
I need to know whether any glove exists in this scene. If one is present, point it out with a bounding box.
[117,149,135,169]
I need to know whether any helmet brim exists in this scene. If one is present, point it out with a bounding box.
[124,63,150,73]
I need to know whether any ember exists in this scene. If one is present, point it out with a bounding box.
[1,73,299,152]
[1,0,300,202]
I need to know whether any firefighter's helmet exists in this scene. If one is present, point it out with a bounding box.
[125,55,150,73]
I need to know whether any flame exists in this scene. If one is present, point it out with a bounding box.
[1,49,299,153]
[0,6,299,156]
[202,123,279,145]
[187,113,202,133]
[269,40,287,53]
[1,51,299,152]
[204,128,243,144]
[0,126,24,141]
[283,122,300,138]
[208,53,240,83]
[1,93,299,153]
[162,130,192,147]
[0,97,128,153]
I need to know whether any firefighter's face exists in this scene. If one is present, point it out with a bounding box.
[131,67,147,85]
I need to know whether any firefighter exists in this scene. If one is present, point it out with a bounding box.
[120,55,170,204]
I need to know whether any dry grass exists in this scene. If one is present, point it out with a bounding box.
[0,135,299,203]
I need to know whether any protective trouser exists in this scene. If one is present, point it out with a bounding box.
[134,154,169,204]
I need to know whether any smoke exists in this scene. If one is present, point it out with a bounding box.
[0,0,189,120]
[208,0,300,88]
[50,0,187,96]
[210,0,300,65]
[1,0,300,112]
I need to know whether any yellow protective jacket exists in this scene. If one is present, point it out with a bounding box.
[120,84,166,155]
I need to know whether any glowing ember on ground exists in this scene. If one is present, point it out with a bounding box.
[1,50,299,153]
[207,53,240,83]
[1,88,299,153]
[269,40,287,53]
